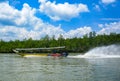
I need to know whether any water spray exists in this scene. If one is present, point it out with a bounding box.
[85,44,120,56]
[70,44,120,58]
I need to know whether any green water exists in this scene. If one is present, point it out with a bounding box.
[0,54,120,81]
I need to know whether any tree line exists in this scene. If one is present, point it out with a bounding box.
[0,32,120,53]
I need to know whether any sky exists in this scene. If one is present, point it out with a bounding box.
[0,0,120,41]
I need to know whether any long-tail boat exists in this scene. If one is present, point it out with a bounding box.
[13,46,68,57]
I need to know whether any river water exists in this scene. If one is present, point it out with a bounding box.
[0,53,120,81]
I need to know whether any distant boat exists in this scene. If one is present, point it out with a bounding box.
[13,46,69,57]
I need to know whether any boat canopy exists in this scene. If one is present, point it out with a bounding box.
[15,46,65,51]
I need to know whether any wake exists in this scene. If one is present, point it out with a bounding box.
[69,44,120,58]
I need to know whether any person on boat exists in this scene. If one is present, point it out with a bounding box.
[50,50,60,57]
[61,51,69,57]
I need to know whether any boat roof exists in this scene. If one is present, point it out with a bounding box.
[15,46,65,51]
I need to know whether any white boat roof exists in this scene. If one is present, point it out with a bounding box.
[15,46,65,51]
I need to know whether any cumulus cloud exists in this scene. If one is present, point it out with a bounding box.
[15,3,36,26]
[101,0,116,4]
[0,2,37,27]
[0,2,19,26]
[1,26,48,41]
[1,1,120,41]
[0,25,65,41]
[0,25,93,41]
[39,0,89,21]
[0,2,65,41]
[65,27,92,38]
[98,24,104,28]
[0,1,92,41]
[97,22,120,35]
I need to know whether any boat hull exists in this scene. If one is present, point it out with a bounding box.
[17,53,68,57]
[18,53,48,57]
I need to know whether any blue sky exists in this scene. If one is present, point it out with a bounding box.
[0,0,120,41]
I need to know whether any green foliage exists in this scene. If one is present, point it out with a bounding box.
[0,32,120,53]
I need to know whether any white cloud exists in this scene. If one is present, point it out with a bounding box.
[0,25,93,41]
[39,0,89,21]
[0,2,19,25]
[0,2,36,27]
[65,27,92,38]
[0,25,65,41]
[98,24,104,28]
[97,22,120,35]
[0,26,28,41]
[1,2,120,41]
[0,2,66,41]
[0,2,91,41]
[101,0,116,4]
[15,3,36,26]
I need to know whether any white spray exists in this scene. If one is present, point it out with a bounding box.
[70,44,120,58]
[85,44,120,55]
